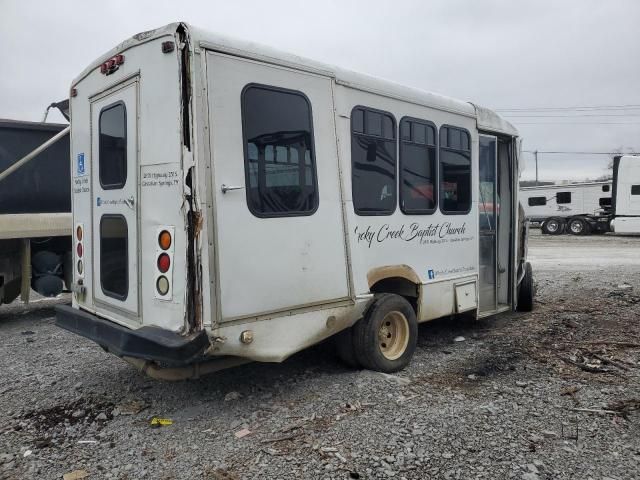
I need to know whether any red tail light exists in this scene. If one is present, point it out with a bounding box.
[157,253,170,273]
[76,243,83,258]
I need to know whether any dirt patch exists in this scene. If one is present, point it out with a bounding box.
[13,397,115,440]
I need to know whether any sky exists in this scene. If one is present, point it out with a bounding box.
[1,0,639,182]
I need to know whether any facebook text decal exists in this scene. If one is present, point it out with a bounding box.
[354,222,473,248]
[427,265,475,280]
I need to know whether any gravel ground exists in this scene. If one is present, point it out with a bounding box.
[1,231,639,480]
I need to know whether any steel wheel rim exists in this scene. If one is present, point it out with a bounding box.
[378,311,410,361]
[547,221,559,232]
[570,221,582,233]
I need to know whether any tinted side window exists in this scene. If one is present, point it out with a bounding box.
[556,191,571,204]
[439,126,471,214]
[242,85,318,217]
[399,118,437,214]
[351,107,397,215]
[632,185,640,195]
[528,196,546,206]
[99,103,127,189]
[602,184,610,192]
[100,215,128,300]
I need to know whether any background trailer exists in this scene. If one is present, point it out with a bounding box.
[0,118,72,304]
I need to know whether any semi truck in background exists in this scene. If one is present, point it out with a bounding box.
[0,107,72,305]
[610,155,640,234]
[520,155,640,235]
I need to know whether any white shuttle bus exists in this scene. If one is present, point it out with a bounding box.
[56,23,533,379]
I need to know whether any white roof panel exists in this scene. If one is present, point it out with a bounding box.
[73,22,517,136]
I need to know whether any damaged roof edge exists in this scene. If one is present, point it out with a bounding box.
[70,22,517,134]
[471,103,519,137]
[71,22,185,87]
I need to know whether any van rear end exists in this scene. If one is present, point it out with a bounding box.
[56,24,208,365]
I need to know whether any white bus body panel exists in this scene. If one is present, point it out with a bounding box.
[333,84,479,310]
[206,52,350,321]
[70,33,188,331]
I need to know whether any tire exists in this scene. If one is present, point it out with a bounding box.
[517,262,534,312]
[567,217,590,236]
[541,218,564,235]
[352,293,418,373]
[333,327,360,369]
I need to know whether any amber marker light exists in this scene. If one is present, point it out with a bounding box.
[158,230,172,250]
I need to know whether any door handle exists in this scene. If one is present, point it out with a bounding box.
[125,196,135,209]
[221,184,244,194]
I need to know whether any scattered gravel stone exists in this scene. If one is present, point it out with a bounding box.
[224,391,241,402]
[0,232,639,479]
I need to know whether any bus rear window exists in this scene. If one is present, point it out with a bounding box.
[100,215,128,300]
[99,103,127,189]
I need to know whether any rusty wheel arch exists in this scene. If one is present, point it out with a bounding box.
[366,265,422,311]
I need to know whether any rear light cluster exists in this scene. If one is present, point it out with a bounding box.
[100,54,124,75]
[75,223,84,278]
[155,227,174,299]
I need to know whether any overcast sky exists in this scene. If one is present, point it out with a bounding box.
[2,0,639,181]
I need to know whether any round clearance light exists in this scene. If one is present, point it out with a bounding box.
[156,276,170,296]
[158,230,172,250]
[157,253,171,273]
[76,243,83,258]
[77,260,83,275]
[76,225,83,241]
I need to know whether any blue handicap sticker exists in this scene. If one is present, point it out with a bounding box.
[77,153,85,176]
[428,269,435,280]
[96,197,101,207]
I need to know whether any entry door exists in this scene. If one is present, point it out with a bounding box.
[478,135,497,312]
[207,52,349,320]
[91,81,139,319]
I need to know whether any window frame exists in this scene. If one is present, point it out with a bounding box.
[240,83,319,219]
[99,213,129,301]
[438,124,472,216]
[528,196,547,207]
[399,116,437,215]
[350,105,397,216]
[98,101,127,190]
[556,191,572,204]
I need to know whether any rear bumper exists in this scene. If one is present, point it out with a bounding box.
[55,304,210,366]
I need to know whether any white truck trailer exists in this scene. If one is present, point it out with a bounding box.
[55,22,534,379]
[520,181,612,234]
[520,155,640,235]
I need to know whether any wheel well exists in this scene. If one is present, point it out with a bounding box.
[369,276,419,312]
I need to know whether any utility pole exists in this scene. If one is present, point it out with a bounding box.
[534,150,539,186]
